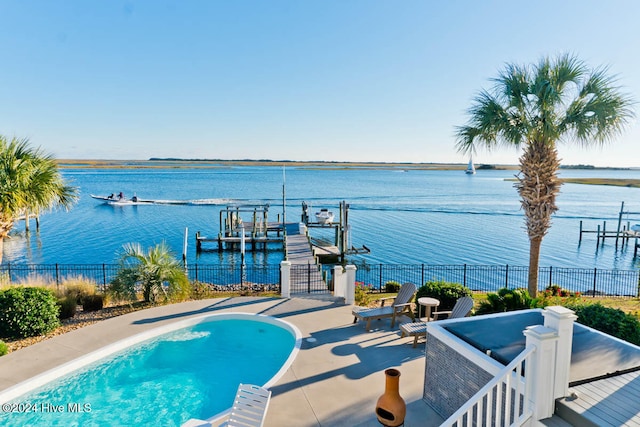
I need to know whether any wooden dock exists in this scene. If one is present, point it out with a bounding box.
[196,204,285,252]
[284,223,330,295]
[578,202,640,256]
[196,200,367,270]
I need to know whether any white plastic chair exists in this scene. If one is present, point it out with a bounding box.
[227,384,272,427]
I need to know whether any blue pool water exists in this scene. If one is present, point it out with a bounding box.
[0,314,299,427]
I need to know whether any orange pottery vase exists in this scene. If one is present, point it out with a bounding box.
[375,368,406,426]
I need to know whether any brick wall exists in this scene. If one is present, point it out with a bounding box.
[423,333,493,419]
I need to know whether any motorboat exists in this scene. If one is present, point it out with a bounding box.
[91,194,149,205]
[315,208,335,225]
[465,157,476,175]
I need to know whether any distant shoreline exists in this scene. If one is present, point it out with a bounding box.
[56,159,633,172]
[55,159,516,170]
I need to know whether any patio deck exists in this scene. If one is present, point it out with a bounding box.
[0,297,443,427]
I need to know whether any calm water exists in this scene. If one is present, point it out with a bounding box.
[0,317,295,426]
[4,165,640,271]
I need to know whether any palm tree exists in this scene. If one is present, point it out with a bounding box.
[110,242,190,303]
[0,136,78,263]
[455,54,634,297]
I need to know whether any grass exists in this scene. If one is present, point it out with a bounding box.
[504,177,640,188]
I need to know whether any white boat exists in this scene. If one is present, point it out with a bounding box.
[315,208,335,225]
[465,157,476,175]
[91,194,150,205]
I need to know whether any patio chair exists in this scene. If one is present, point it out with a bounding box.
[352,282,417,331]
[227,383,272,427]
[400,296,474,347]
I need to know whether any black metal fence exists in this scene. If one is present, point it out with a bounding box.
[0,263,281,294]
[1,262,639,298]
[352,264,640,297]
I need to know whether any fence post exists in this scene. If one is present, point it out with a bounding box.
[463,264,467,287]
[102,264,107,293]
[307,262,311,293]
[523,325,558,420]
[7,262,11,283]
[421,264,425,287]
[55,263,60,289]
[549,266,553,288]
[593,268,597,297]
[543,306,577,399]
[280,261,291,298]
[333,265,345,300]
[195,264,199,282]
[505,264,509,289]
[379,264,383,292]
[345,265,356,305]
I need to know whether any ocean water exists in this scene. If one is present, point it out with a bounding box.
[4,165,640,271]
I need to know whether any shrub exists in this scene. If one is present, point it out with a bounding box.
[475,288,533,315]
[57,296,77,319]
[415,280,472,313]
[0,287,60,339]
[82,294,104,312]
[533,285,583,308]
[110,242,190,303]
[385,281,401,293]
[566,303,640,346]
[61,277,97,304]
[354,281,373,306]
[190,281,214,299]
[0,340,7,356]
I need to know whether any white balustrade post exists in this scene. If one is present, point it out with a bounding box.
[333,265,345,299]
[280,261,291,298]
[344,265,357,305]
[543,306,577,399]
[523,325,558,421]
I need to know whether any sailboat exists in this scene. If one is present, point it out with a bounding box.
[465,157,476,175]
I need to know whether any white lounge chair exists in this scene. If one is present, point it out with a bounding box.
[181,384,272,427]
[352,282,417,331]
[400,296,474,347]
[227,384,272,427]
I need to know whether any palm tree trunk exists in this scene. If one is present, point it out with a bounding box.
[0,216,13,265]
[528,236,542,297]
[516,140,561,298]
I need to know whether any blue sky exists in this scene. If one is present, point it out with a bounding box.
[1,1,639,166]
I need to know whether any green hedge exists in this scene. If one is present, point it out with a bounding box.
[385,281,401,293]
[415,280,472,313]
[0,287,61,339]
[476,288,533,315]
[567,303,640,346]
[0,340,7,356]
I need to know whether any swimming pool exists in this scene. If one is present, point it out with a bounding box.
[0,312,301,426]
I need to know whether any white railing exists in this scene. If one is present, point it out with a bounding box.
[442,346,535,427]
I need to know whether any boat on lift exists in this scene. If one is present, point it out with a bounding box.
[315,208,335,225]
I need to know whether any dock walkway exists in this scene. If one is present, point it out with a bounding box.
[285,223,331,296]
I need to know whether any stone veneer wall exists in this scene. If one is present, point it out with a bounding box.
[423,333,493,419]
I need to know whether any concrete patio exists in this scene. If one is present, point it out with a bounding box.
[0,297,444,427]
